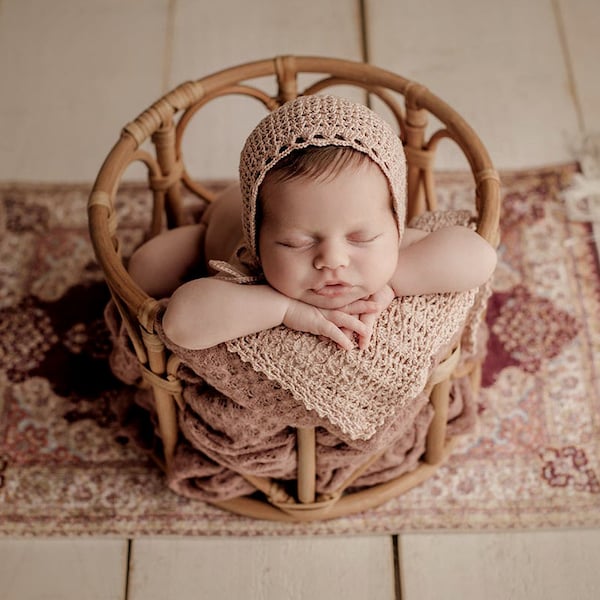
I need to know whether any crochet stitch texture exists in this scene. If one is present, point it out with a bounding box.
[227,289,475,440]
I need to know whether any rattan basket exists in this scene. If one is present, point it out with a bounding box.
[88,56,500,521]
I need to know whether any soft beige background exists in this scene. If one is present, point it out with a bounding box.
[1,1,599,598]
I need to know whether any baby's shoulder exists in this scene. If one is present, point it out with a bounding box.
[399,227,429,249]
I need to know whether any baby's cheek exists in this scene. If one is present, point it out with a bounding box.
[262,258,301,298]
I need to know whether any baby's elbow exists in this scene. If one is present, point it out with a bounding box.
[448,229,497,291]
[162,306,188,348]
[162,296,199,349]
[162,312,204,349]
[473,238,497,286]
[162,285,220,350]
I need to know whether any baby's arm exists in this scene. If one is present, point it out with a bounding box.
[391,226,497,296]
[335,226,495,349]
[163,277,375,350]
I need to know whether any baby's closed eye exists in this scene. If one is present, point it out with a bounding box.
[347,231,381,244]
[277,237,315,249]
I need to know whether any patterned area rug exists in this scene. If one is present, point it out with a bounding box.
[1,165,599,536]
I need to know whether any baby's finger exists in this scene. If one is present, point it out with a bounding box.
[320,321,355,350]
[329,311,369,337]
[340,326,356,344]
[357,333,369,350]
[340,300,378,315]
[357,313,378,350]
[360,310,378,330]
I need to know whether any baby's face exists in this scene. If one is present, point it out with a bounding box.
[258,161,400,309]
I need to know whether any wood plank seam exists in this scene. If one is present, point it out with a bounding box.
[551,0,585,133]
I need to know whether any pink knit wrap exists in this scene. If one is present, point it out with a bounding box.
[226,290,475,440]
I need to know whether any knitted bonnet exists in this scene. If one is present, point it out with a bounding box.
[239,94,407,263]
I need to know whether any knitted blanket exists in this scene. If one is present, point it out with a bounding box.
[225,292,474,440]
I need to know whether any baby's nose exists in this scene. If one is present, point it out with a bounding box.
[313,240,349,270]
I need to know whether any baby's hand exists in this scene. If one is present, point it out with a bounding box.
[341,285,395,349]
[283,299,374,351]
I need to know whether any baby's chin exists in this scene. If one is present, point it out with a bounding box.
[301,289,369,311]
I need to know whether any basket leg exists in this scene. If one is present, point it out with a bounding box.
[425,377,451,465]
[140,329,179,470]
[154,386,178,470]
[297,427,316,503]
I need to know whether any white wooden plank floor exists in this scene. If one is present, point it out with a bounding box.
[556,0,600,134]
[365,0,582,169]
[1,1,599,598]
[128,536,396,600]
[167,0,365,181]
[398,530,600,600]
[0,538,128,600]
[0,0,168,183]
